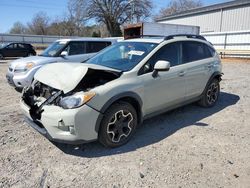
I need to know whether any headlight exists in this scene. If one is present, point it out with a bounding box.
[59,92,95,109]
[15,62,35,73]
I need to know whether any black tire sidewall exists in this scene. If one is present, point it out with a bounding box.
[0,53,4,59]
[203,79,220,107]
[98,101,138,148]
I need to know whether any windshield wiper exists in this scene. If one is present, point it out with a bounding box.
[81,58,90,63]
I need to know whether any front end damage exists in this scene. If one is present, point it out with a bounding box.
[21,64,121,143]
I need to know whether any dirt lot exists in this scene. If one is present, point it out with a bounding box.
[0,59,249,188]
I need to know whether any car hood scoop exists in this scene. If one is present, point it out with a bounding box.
[34,63,121,93]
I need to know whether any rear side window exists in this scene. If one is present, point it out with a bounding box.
[67,42,86,55]
[86,41,111,53]
[18,44,25,48]
[182,41,212,63]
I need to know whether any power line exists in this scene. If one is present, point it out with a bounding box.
[0,3,62,10]
[12,0,66,7]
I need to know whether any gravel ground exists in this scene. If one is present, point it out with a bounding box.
[0,59,249,188]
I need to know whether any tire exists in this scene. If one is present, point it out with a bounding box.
[199,78,220,107]
[26,53,33,57]
[0,53,4,59]
[98,101,138,148]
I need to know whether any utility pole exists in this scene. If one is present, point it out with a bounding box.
[129,0,135,23]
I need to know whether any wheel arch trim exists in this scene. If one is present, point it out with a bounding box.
[94,91,143,133]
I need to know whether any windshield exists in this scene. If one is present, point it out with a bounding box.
[41,41,67,57]
[87,42,158,71]
[0,43,8,49]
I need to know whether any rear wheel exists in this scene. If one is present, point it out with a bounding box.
[199,79,220,107]
[26,53,34,57]
[98,101,138,148]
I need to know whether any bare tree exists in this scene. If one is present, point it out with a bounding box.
[67,0,90,35]
[9,22,28,34]
[69,0,152,37]
[27,12,50,35]
[155,0,202,19]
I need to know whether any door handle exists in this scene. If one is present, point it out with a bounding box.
[207,64,213,68]
[178,71,185,77]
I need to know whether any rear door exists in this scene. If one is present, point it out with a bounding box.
[181,41,214,100]
[17,43,28,56]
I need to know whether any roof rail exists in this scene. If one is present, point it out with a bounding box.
[164,34,207,41]
[124,35,166,40]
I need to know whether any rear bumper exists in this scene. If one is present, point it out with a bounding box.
[20,100,100,144]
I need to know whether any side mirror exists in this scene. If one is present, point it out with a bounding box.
[152,60,170,78]
[60,51,68,57]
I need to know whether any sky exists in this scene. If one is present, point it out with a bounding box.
[0,0,229,33]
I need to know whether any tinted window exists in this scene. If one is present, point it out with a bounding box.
[182,41,212,63]
[140,42,180,74]
[18,44,25,48]
[6,44,14,49]
[86,41,111,53]
[207,45,216,56]
[66,42,86,55]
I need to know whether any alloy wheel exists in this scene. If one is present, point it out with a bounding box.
[206,82,219,105]
[107,110,133,143]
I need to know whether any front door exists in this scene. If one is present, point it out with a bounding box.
[139,42,186,115]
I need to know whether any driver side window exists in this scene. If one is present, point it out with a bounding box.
[140,42,180,75]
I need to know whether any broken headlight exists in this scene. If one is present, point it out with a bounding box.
[59,92,95,109]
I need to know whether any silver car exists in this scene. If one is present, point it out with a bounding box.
[20,35,222,147]
[6,38,117,90]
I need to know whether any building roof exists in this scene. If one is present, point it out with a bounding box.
[156,0,250,22]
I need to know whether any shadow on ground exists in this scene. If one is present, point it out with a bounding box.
[55,92,240,157]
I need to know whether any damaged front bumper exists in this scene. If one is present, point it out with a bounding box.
[20,87,100,144]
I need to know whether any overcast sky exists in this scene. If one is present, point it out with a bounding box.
[0,0,228,33]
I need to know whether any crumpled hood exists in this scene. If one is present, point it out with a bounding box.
[9,56,58,69]
[34,63,120,93]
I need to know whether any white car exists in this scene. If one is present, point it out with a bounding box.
[6,38,117,90]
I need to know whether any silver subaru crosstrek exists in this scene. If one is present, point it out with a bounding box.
[20,35,222,147]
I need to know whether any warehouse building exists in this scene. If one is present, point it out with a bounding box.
[156,0,250,33]
[156,0,250,55]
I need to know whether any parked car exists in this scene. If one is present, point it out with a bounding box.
[0,42,36,59]
[6,38,117,90]
[21,35,222,147]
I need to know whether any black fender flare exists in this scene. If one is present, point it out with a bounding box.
[201,71,223,96]
[95,91,143,133]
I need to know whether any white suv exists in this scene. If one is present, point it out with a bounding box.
[6,38,117,90]
[21,35,222,147]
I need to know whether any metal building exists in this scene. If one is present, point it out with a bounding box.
[156,0,250,33]
[156,0,250,56]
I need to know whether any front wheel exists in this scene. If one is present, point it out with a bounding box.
[98,101,138,148]
[199,79,220,107]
